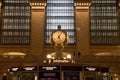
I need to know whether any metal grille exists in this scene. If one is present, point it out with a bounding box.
[45,0,75,44]
[1,0,31,45]
[90,0,119,46]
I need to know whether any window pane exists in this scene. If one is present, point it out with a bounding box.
[45,0,75,44]
[90,0,119,46]
[1,0,31,45]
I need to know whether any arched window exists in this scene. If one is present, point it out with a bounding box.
[1,0,31,45]
[90,0,119,46]
[45,0,75,45]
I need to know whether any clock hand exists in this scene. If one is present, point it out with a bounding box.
[58,32,62,39]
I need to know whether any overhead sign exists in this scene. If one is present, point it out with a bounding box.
[9,67,20,72]
[84,66,99,71]
[52,59,70,63]
[21,66,38,71]
[62,66,82,71]
[39,66,60,71]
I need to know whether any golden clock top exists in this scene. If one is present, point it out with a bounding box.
[57,25,61,30]
[50,25,69,50]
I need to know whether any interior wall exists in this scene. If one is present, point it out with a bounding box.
[31,8,45,56]
[75,8,90,55]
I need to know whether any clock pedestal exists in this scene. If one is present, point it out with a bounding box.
[54,43,64,51]
[45,25,73,63]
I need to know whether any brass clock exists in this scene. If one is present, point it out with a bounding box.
[50,25,69,46]
[52,31,66,44]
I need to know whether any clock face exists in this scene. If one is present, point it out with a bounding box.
[51,31,66,44]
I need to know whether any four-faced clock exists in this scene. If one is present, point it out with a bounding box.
[50,25,69,47]
[51,31,66,44]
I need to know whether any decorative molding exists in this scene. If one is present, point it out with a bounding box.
[31,2,46,11]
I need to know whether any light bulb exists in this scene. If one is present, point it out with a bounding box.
[67,54,71,59]
[47,54,51,59]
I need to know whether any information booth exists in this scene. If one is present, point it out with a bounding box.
[7,65,111,80]
[8,66,38,80]
[84,66,110,80]
[61,66,82,80]
[39,66,60,80]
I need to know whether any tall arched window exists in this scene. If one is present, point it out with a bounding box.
[1,0,31,45]
[90,0,119,46]
[45,0,75,45]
